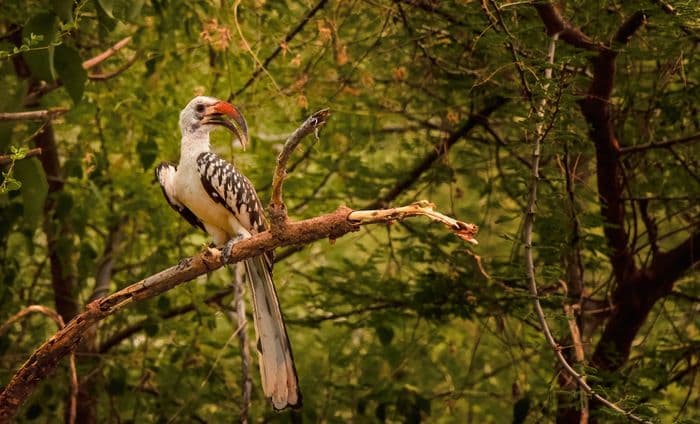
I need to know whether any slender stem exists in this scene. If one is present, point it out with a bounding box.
[522,33,652,424]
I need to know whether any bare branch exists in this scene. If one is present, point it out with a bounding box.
[0,305,78,424]
[532,2,601,51]
[269,109,330,223]
[349,201,478,244]
[0,148,42,166]
[620,133,700,155]
[0,109,68,122]
[613,11,647,45]
[88,53,139,81]
[81,36,133,70]
[99,289,233,353]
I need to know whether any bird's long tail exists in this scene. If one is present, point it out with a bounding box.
[244,256,301,410]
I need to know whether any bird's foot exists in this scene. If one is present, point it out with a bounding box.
[221,234,245,265]
[176,257,193,270]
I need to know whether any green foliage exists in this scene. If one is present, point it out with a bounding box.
[54,44,87,104]
[0,0,698,422]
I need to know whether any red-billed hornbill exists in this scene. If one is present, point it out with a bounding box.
[155,96,301,410]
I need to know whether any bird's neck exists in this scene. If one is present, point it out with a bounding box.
[179,132,211,164]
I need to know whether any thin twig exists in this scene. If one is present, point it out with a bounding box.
[88,53,139,81]
[0,148,42,166]
[619,133,700,155]
[230,0,329,99]
[0,109,68,121]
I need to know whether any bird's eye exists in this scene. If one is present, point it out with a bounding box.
[195,104,205,113]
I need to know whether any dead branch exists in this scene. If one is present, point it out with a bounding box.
[0,109,67,122]
[0,148,42,166]
[349,201,478,244]
[270,109,330,223]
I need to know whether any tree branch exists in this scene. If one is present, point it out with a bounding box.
[87,53,139,81]
[24,36,134,104]
[522,33,651,424]
[98,289,233,353]
[532,3,601,51]
[0,109,68,121]
[230,263,251,423]
[81,36,133,70]
[0,201,477,420]
[0,148,42,166]
[619,133,700,155]
[269,109,330,225]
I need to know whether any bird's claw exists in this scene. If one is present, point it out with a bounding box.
[177,257,193,270]
[221,234,245,265]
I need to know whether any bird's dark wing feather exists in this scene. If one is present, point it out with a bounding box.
[155,162,205,231]
[196,152,273,271]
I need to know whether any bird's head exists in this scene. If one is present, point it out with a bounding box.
[179,96,248,149]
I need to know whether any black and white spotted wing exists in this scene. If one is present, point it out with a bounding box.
[196,152,273,268]
[196,152,268,233]
[155,162,205,231]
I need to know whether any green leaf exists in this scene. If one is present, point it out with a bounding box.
[22,13,58,82]
[54,44,87,104]
[375,325,394,346]
[51,0,73,22]
[125,0,145,22]
[96,0,114,19]
[136,139,159,170]
[14,158,48,230]
[512,396,531,424]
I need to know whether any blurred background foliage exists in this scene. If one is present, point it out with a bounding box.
[0,0,698,422]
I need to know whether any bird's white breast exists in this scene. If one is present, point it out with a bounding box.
[174,152,236,244]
